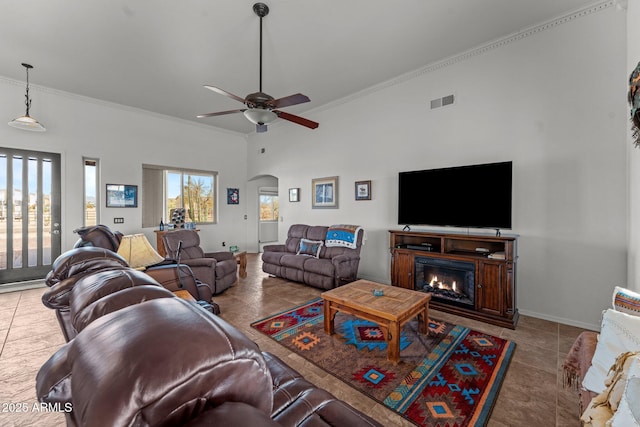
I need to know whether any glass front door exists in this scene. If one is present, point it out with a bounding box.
[0,147,61,284]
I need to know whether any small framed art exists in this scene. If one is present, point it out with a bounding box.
[227,188,239,204]
[289,188,300,202]
[355,180,371,201]
[312,176,339,209]
[106,184,138,208]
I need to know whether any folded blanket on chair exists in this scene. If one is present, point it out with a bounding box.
[325,224,362,249]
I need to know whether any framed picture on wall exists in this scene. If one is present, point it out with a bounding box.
[312,176,339,209]
[227,188,239,204]
[289,188,300,202]
[355,180,371,200]
[106,184,138,208]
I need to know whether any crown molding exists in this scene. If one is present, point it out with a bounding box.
[309,0,616,115]
[0,75,246,137]
[1,0,617,135]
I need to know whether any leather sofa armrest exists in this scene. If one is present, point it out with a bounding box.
[331,254,360,263]
[196,282,213,303]
[332,254,360,275]
[182,258,217,267]
[146,264,196,289]
[36,342,73,405]
[205,251,234,261]
[263,244,286,252]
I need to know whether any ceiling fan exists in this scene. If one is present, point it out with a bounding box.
[197,2,319,133]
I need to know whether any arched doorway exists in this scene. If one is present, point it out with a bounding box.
[247,174,278,252]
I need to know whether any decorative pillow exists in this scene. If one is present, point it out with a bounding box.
[297,239,323,258]
[582,309,640,394]
[613,286,640,317]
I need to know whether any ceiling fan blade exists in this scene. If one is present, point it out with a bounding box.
[197,109,246,118]
[203,86,247,104]
[266,93,311,109]
[275,111,319,129]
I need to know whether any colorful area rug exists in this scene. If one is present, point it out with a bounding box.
[251,298,515,427]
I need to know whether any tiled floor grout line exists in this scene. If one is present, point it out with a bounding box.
[0,293,22,358]
[556,323,560,425]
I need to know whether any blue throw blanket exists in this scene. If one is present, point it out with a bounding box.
[325,224,362,249]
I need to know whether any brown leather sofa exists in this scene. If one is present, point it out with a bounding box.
[262,224,364,290]
[37,247,383,427]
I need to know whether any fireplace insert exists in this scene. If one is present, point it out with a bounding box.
[414,256,475,308]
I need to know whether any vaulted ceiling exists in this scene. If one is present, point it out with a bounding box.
[0,0,604,134]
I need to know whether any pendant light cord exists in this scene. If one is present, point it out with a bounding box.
[24,65,32,116]
[259,14,263,93]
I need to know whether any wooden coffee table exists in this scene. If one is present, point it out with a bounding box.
[321,279,432,364]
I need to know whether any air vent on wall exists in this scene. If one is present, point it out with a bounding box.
[430,94,455,110]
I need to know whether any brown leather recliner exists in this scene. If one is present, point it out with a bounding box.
[72,224,215,303]
[36,253,383,427]
[162,229,237,295]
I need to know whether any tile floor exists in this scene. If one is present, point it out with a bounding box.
[0,253,587,426]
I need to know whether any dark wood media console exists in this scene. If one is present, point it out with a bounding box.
[389,229,518,329]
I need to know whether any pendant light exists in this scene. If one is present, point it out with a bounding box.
[8,63,46,132]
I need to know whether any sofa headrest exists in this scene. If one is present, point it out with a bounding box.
[70,269,173,332]
[37,298,274,426]
[306,226,329,241]
[45,247,129,287]
[285,224,312,253]
[287,224,310,239]
[73,286,175,333]
[162,229,203,260]
[73,225,123,252]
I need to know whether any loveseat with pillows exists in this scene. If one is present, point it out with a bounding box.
[563,286,640,426]
[36,247,384,427]
[262,224,364,290]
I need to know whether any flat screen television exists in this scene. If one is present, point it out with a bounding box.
[398,161,512,230]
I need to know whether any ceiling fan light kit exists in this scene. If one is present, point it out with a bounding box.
[197,2,318,133]
[8,63,46,132]
[244,108,277,125]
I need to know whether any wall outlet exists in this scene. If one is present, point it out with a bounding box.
[114,218,124,224]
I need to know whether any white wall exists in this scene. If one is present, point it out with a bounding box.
[628,0,640,291]
[0,80,248,254]
[247,6,628,329]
